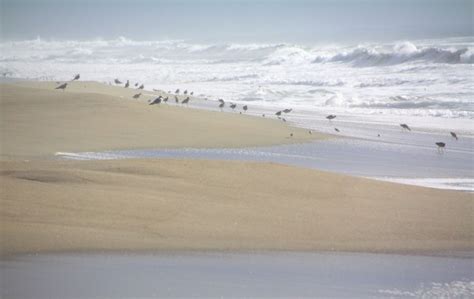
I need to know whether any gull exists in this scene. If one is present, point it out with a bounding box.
[435,142,446,153]
[114,79,122,84]
[72,74,80,81]
[326,114,336,120]
[149,96,162,105]
[55,83,67,91]
[243,105,248,113]
[125,80,129,88]
[450,132,458,140]
[133,93,142,99]
[283,108,292,113]
[400,124,411,131]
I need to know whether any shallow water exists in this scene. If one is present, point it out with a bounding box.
[56,135,474,191]
[1,252,472,299]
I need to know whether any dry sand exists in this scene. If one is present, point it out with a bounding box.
[1,159,472,256]
[0,82,472,256]
[1,82,319,159]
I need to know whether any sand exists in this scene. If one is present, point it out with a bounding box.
[0,82,472,256]
[1,158,472,256]
[1,82,319,159]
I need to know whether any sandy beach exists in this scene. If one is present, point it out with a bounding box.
[1,82,472,256]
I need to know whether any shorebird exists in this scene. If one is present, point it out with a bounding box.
[72,74,80,81]
[135,83,139,87]
[309,130,312,134]
[243,105,248,113]
[182,97,190,105]
[114,79,122,84]
[138,84,144,90]
[436,142,446,153]
[149,96,162,105]
[190,91,194,96]
[175,89,180,94]
[400,124,411,131]
[163,97,169,104]
[133,93,142,99]
[275,111,282,117]
[175,96,179,103]
[230,103,237,111]
[282,118,286,122]
[450,132,458,140]
[219,102,225,111]
[334,128,340,132]
[283,108,292,113]
[184,90,188,95]
[55,83,67,91]
[125,80,129,88]
[262,114,265,117]
[326,114,336,120]
[218,99,225,104]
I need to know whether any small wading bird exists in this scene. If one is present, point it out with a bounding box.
[275,111,282,117]
[125,80,129,88]
[219,102,225,111]
[335,128,340,132]
[114,79,122,84]
[230,103,237,111]
[184,90,188,95]
[436,142,446,153]
[72,74,80,81]
[243,105,248,113]
[190,91,194,96]
[175,96,179,103]
[218,99,225,104]
[182,96,190,105]
[450,132,458,140]
[138,84,144,90]
[283,108,292,113]
[175,89,180,94]
[163,97,168,104]
[135,83,139,87]
[55,83,67,91]
[400,124,411,131]
[149,96,162,105]
[326,114,336,120]
[133,93,142,99]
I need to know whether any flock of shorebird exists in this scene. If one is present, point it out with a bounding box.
[55,74,459,153]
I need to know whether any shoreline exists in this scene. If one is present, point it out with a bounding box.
[1,82,472,257]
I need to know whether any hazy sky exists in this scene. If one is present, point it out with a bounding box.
[1,0,472,42]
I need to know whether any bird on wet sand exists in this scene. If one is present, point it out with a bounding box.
[219,102,225,111]
[283,108,292,113]
[175,96,179,103]
[133,93,142,99]
[55,83,67,91]
[275,111,282,117]
[135,83,139,87]
[72,74,80,81]
[149,96,162,105]
[125,80,129,88]
[400,124,411,131]
[138,84,144,90]
[175,89,180,94]
[163,97,169,104]
[182,97,190,105]
[230,103,237,111]
[334,128,340,132]
[190,91,194,96]
[436,142,446,153]
[114,79,122,84]
[450,132,458,140]
[184,90,188,95]
[326,114,336,120]
[243,105,248,113]
[218,99,225,104]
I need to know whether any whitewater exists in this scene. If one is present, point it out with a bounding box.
[1,36,473,190]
